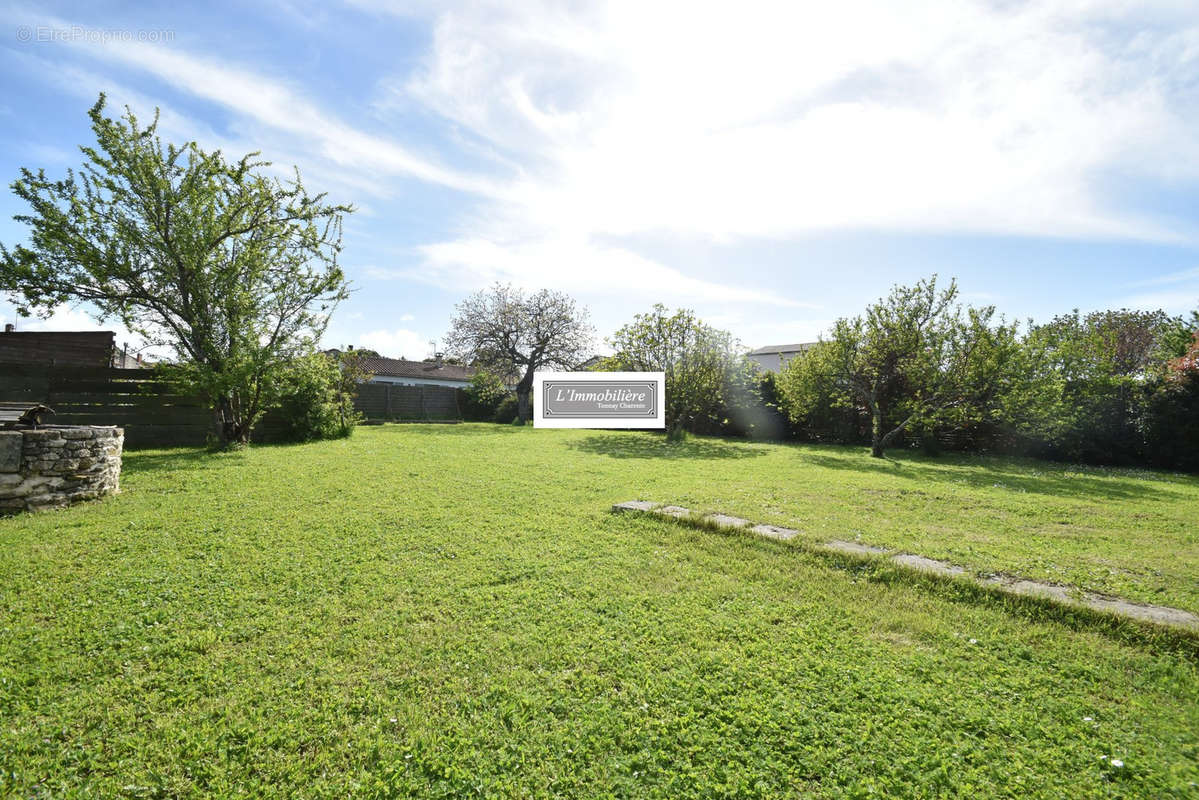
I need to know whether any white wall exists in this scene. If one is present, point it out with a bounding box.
[368,375,470,389]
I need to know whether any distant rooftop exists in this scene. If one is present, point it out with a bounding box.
[746,342,818,356]
[358,356,476,382]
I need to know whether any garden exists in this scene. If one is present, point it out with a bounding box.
[1,424,1196,797]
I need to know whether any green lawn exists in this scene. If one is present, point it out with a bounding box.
[1,424,1196,797]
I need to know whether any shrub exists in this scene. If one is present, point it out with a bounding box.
[463,371,511,421]
[271,352,359,442]
[493,394,520,424]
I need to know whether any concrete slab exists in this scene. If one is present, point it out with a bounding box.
[751,524,799,541]
[655,505,693,519]
[823,540,889,556]
[890,554,968,577]
[607,498,1199,632]
[704,513,751,530]
[612,500,660,513]
[1081,596,1199,630]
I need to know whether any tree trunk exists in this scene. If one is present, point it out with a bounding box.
[517,389,531,423]
[215,395,253,447]
[516,368,535,423]
[872,411,916,458]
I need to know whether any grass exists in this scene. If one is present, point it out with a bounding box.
[0,424,1196,797]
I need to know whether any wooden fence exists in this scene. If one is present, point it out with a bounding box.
[354,382,463,420]
[0,363,211,448]
[0,364,465,447]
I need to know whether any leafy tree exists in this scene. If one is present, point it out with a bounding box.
[777,340,866,443]
[1160,310,1199,361]
[817,276,1018,457]
[1169,329,1199,375]
[0,95,350,445]
[444,283,592,422]
[1001,309,1182,463]
[723,361,791,440]
[1142,329,1199,471]
[606,305,743,437]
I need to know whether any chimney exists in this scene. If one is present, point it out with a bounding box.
[3,323,13,333]
[347,344,354,351]
[434,351,444,367]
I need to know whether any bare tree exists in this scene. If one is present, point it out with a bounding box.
[444,284,593,422]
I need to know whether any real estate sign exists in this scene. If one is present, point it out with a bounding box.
[533,371,666,429]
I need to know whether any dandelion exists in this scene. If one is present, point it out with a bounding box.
[1111,759,1124,768]
[1083,717,1092,722]
[968,638,978,644]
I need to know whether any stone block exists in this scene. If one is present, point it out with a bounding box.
[890,553,967,577]
[751,524,799,541]
[823,540,888,556]
[0,432,22,473]
[612,500,659,513]
[704,513,751,529]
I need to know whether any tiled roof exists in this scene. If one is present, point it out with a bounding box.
[747,342,818,356]
[358,356,477,382]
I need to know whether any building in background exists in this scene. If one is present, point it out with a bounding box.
[325,347,478,389]
[746,342,818,373]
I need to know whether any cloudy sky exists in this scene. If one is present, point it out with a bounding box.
[2,0,1198,358]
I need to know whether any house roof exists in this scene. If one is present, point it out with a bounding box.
[747,342,818,356]
[574,355,608,370]
[358,356,477,382]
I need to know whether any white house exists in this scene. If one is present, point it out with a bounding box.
[746,342,818,372]
[327,351,479,389]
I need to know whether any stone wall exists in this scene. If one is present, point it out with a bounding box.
[0,426,123,512]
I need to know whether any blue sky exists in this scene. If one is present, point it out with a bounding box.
[2,0,1198,359]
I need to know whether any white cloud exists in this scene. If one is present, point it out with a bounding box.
[389,0,1199,245]
[1127,266,1199,287]
[20,10,500,199]
[12,0,1199,333]
[409,237,811,307]
[357,328,432,359]
[1120,289,1199,314]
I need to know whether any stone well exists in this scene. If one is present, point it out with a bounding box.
[0,426,123,512]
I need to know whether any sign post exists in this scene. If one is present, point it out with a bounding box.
[533,372,665,429]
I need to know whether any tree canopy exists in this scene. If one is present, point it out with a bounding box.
[785,276,1018,457]
[606,304,744,437]
[0,95,351,445]
[444,283,592,422]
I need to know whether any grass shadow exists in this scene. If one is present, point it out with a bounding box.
[796,449,1190,503]
[565,432,767,461]
[121,447,245,476]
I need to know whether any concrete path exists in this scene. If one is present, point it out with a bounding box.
[612,500,1199,633]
